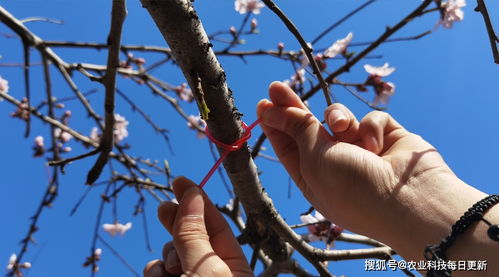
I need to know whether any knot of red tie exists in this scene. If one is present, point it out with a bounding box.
[199,119,261,188]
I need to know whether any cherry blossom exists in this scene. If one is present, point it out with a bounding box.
[114,114,129,143]
[283,68,306,91]
[54,128,73,143]
[11,98,29,120]
[102,221,132,236]
[187,115,207,139]
[364,63,395,77]
[174,83,194,102]
[250,18,258,32]
[234,0,265,15]
[439,0,466,29]
[6,254,30,271]
[0,75,8,94]
[300,211,344,243]
[90,127,100,143]
[6,254,16,270]
[33,136,45,157]
[363,63,396,105]
[323,32,353,58]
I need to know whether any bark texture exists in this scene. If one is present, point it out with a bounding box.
[141,0,290,261]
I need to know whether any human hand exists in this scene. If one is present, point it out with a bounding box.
[143,177,252,277]
[257,81,487,261]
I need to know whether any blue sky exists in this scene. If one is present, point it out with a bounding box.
[1,0,499,276]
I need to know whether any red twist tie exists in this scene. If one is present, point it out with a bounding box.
[199,118,261,188]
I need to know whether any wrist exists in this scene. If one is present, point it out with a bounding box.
[379,171,488,262]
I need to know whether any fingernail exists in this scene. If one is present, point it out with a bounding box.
[148,262,166,277]
[166,248,180,272]
[327,109,347,126]
[181,186,203,217]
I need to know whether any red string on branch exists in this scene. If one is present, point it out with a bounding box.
[199,118,262,188]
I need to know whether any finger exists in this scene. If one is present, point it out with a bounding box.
[162,242,182,275]
[172,183,232,276]
[257,100,302,183]
[358,110,405,154]
[324,103,360,143]
[168,177,251,274]
[143,259,169,277]
[157,201,178,235]
[268,81,308,110]
[258,99,328,153]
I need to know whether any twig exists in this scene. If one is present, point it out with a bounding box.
[262,0,333,106]
[301,0,434,102]
[348,30,432,47]
[116,88,171,147]
[312,0,377,45]
[20,17,63,24]
[87,0,127,185]
[475,0,499,64]
[97,235,140,277]
[22,39,31,137]
[222,12,251,52]
[0,7,102,124]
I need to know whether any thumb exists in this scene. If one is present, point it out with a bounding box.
[172,186,231,275]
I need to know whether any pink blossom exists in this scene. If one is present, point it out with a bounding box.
[374,81,395,105]
[94,248,102,258]
[187,115,207,139]
[175,83,194,102]
[363,63,396,105]
[54,128,73,143]
[235,0,265,15]
[33,136,45,157]
[250,18,258,32]
[364,63,395,77]
[6,254,16,270]
[300,211,343,243]
[102,222,132,236]
[90,127,100,143]
[439,0,466,29]
[114,114,129,143]
[323,32,353,58]
[34,136,44,147]
[0,75,8,94]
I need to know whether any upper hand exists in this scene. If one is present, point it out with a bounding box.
[256,81,485,260]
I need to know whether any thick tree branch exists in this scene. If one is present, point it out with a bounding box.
[140,0,337,275]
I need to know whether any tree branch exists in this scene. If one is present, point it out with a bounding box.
[86,0,127,185]
[475,0,499,64]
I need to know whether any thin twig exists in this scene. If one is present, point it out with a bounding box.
[475,0,499,64]
[262,0,333,106]
[312,0,377,45]
[97,235,140,277]
[301,0,434,102]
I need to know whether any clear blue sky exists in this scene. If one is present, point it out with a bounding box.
[1,0,499,276]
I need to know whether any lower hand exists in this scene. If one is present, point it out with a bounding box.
[143,177,252,277]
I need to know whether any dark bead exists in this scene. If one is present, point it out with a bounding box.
[487,225,499,241]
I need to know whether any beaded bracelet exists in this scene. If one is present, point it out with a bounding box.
[424,194,499,277]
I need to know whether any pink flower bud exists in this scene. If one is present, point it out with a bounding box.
[230,26,237,37]
[250,18,258,32]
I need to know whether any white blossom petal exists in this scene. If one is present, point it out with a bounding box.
[323,32,353,58]
[364,63,396,77]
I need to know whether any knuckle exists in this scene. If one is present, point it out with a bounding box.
[288,112,316,139]
[174,216,209,244]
